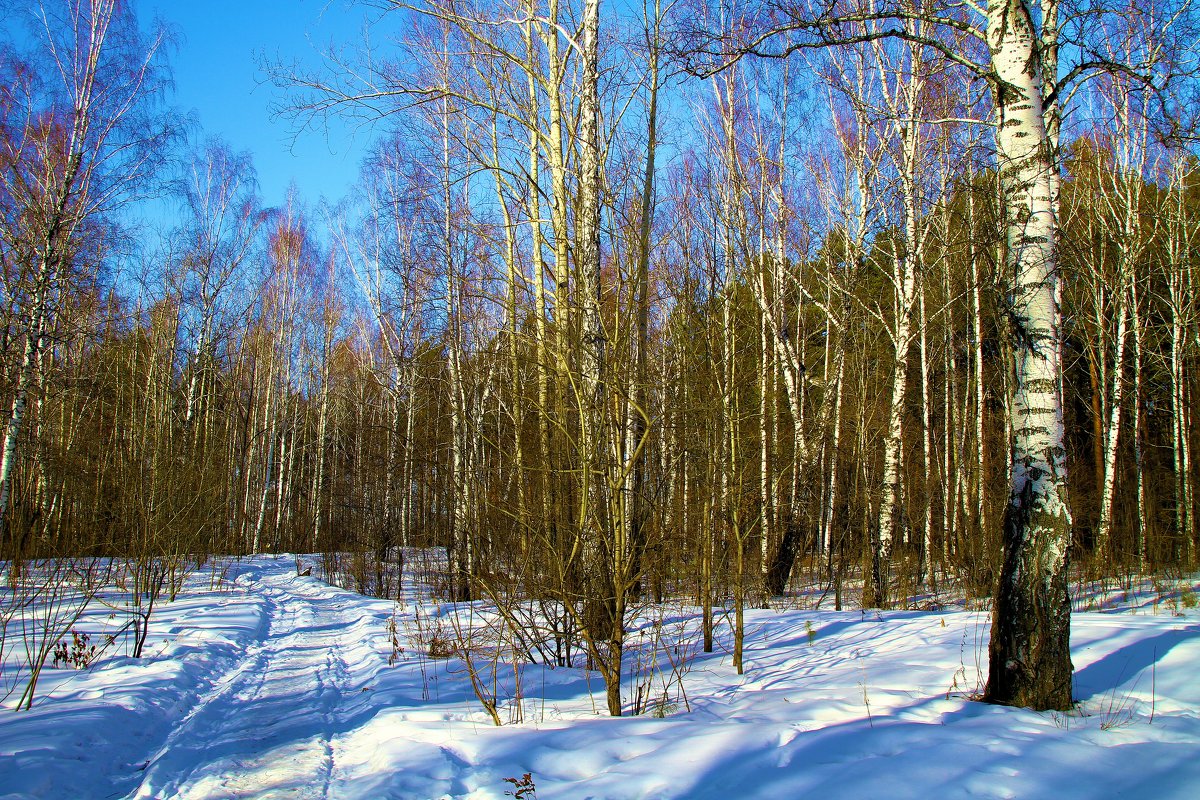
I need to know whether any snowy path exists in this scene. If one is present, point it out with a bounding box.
[130,564,367,799]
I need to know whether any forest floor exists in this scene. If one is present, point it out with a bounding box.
[2,554,1199,799]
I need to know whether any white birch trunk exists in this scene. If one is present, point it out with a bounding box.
[985,0,1073,710]
[919,280,935,589]
[1129,279,1146,571]
[1094,293,1128,560]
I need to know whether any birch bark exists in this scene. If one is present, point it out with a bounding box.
[984,0,1074,710]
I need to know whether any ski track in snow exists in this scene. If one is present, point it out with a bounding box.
[131,566,360,800]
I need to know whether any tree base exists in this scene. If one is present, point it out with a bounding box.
[985,492,1074,711]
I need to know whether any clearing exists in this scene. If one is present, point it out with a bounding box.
[2,555,1199,799]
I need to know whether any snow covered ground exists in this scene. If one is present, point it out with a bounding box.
[2,554,1199,799]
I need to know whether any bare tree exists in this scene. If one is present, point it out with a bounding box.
[0,0,170,550]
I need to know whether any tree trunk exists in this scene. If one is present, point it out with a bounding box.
[984,0,1073,711]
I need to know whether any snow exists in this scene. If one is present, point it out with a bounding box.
[3,555,1199,799]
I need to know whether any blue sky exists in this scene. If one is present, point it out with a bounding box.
[145,0,387,210]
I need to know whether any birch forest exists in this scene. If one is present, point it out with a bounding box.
[2,0,1199,713]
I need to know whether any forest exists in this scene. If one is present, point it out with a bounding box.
[2,0,1200,727]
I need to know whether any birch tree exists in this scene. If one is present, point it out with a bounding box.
[679,0,1196,709]
[170,141,265,434]
[1162,155,1199,565]
[0,0,169,548]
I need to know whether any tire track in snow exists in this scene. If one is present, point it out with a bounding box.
[126,561,364,800]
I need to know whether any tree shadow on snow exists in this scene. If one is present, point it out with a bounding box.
[1072,625,1200,701]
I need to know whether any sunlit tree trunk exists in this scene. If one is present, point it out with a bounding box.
[867,30,927,608]
[441,94,472,602]
[1165,158,1197,565]
[985,0,1073,711]
[627,0,660,599]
